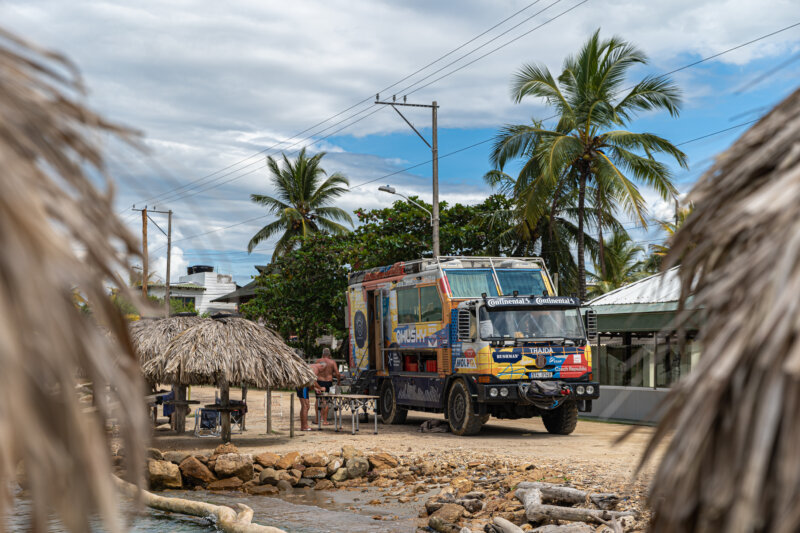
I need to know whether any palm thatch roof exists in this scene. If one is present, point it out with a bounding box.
[0,28,147,532]
[143,316,316,389]
[130,315,205,365]
[642,87,800,533]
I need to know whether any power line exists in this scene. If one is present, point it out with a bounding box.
[132,0,562,206]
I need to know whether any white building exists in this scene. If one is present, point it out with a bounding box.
[146,265,237,315]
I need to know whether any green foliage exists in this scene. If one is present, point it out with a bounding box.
[587,231,646,297]
[241,233,350,356]
[351,194,516,269]
[248,148,353,257]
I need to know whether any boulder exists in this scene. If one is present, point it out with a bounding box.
[326,458,344,476]
[214,443,239,455]
[286,469,303,485]
[431,503,464,523]
[303,467,327,479]
[428,516,461,533]
[179,456,217,486]
[147,460,182,491]
[451,477,474,495]
[146,448,164,461]
[302,453,329,467]
[276,480,293,491]
[341,445,360,461]
[255,452,281,468]
[208,477,244,491]
[331,467,349,483]
[346,457,369,479]
[163,451,190,465]
[276,451,301,470]
[196,454,210,465]
[245,483,280,496]
[254,464,264,473]
[314,479,334,490]
[296,478,315,488]
[260,468,281,485]
[368,452,399,470]
[214,453,254,482]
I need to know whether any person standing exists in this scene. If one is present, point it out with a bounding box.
[297,363,323,431]
[314,348,340,425]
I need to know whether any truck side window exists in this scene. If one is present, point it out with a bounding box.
[397,288,419,324]
[419,286,442,322]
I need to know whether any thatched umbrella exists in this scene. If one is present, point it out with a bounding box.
[641,87,800,533]
[144,316,316,441]
[130,315,205,430]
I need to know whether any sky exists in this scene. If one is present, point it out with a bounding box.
[5,0,800,284]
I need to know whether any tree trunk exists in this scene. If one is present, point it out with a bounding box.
[596,188,606,279]
[516,488,635,524]
[114,476,286,532]
[577,171,587,300]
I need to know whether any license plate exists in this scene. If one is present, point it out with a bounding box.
[529,371,553,379]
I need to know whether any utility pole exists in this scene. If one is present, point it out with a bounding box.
[375,95,440,257]
[141,208,148,298]
[165,210,173,317]
[133,207,173,314]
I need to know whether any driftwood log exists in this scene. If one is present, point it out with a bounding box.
[516,482,588,505]
[114,477,286,532]
[515,487,635,525]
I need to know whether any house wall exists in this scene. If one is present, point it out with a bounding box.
[178,271,236,314]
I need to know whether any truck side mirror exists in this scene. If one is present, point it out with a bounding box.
[457,309,472,341]
[583,308,597,342]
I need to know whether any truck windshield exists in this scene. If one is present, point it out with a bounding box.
[478,306,584,340]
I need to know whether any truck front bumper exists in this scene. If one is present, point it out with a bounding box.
[477,380,600,404]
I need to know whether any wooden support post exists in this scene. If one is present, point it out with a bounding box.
[289,393,295,438]
[266,388,272,435]
[241,385,248,431]
[220,380,231,443]
[174,385,187,433]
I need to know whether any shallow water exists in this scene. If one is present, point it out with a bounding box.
[9,487,422,532]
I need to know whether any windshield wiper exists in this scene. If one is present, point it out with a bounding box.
[514,336,566,345]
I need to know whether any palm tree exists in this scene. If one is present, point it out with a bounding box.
[248,148,353,257]
[643,204,692,272]
[490,29,688,299]
[587,230,645,297]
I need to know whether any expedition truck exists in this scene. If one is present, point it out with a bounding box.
[345,256,599,435]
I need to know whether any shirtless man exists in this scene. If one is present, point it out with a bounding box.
[314,348,340,425]
[297,363,323,431]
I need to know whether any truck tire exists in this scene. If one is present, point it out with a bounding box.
[480,413,490,425]
[379,381,407,424]
[446,380,483,436]
[541,400,578,435]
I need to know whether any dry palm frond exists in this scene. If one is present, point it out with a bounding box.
[143,317,316,389]
[643,87,800,533]
[0,29,146,532]
[130,316,205,366]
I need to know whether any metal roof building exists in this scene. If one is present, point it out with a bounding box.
[583,267,701,424]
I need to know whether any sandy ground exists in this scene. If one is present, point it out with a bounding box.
[154,386,662,484]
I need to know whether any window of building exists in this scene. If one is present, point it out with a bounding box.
[419,286,443,322]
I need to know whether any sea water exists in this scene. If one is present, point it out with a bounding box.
[9,487,421,532]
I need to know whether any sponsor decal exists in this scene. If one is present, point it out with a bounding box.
[454,357,478,369]
[353,310,367,349]
[485,296,581,308]
[493,350,523,364]
[464,348,477,359]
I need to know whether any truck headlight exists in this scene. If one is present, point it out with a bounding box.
[499,387,509,397]
[586,385,595,395]
[576,385,585,395]
[489,387,498,398]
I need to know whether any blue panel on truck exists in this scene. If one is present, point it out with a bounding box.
[392,375,445,409]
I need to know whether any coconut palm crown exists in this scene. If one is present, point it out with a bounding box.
[248,147,352,257]
[490,29,688,299]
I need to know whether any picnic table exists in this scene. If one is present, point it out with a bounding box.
[317,393,379,434]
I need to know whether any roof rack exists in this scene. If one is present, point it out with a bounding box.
[348,256,546,285]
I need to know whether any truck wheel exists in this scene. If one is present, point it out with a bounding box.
[446,380,483,436]
[541,400,578,435]
[379,381,407,424]
[480,413,490,425]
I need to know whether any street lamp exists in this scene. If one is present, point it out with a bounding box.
[378,185,433,225]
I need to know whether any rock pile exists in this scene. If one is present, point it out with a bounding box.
[139,444,402,495]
